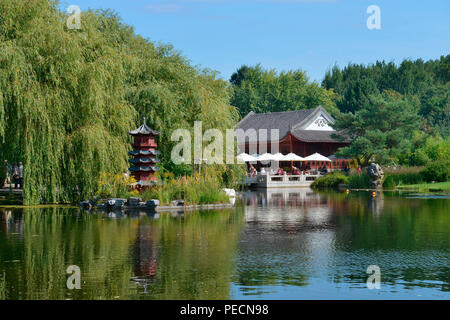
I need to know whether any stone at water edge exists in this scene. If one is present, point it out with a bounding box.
[107,198,127,207]
[127,197,142,206]
[366,163,384,189]
[171,200,184,206]
[145,199,160,207]
[79,201,91,209]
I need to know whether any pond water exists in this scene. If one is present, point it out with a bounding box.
[0,189,449,300]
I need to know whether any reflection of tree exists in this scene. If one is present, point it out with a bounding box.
[131,208,245,299]
[0,208,138,299]
[330,194,450,291]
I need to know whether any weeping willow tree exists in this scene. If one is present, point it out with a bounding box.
[0,0,239,204]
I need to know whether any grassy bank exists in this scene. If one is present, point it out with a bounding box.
[312,161,449,192]
[395,181,450,192]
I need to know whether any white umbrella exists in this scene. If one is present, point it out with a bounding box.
[237,153,257,162]
[272,153,286,161]
[257,153,278,161]
[282,153,305,161]
[303,152,331,162]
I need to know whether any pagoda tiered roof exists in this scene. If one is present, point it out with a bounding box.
[128,117,160,136]
[129,158,160,164]
[128,150,161,156]
[129,166,160,172]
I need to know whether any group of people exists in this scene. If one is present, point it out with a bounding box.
[319,165,328,174]
[248,165,305,176]
[2,160,24,189]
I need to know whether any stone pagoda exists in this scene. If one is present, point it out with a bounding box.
[128,118,160,187]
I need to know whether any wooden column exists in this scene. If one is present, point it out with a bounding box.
[289,134,293,171]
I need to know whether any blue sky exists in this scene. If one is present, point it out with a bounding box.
[62,0,450,82]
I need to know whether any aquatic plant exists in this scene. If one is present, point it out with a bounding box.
[96,172,138,199]
[348,172,371,189]
[311,172,349,189]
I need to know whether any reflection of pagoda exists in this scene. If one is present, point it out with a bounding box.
[133,222,159,278]
[128,118,161,187]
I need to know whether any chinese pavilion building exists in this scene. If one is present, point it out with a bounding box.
[236,106,352,170]
[128,118,160,186]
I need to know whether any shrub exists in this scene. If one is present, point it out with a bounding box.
[311,172,348,189]
[422,159,450,182]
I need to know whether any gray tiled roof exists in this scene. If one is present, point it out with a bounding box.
[236,106,350,143]
[128,150,161,156]
[237,109,315,140]
[291,129,350,143]
[129,166,160,172]
[129,158,160,164]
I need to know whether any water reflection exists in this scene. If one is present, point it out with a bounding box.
[233,189,449,299]
[0,189,449,300]
[0,207,244,300]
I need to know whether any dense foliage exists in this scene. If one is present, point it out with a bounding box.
[322,56,449,137]
[230,64,338,116]
[324,56,449,167]
[332,91,421,166]
[0,0,238,204]
[422,159,450,183]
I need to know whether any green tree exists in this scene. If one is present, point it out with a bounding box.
[0,0,239,204]
[332,91,421,166]
[230,64,337,117]
[322,56,449,136]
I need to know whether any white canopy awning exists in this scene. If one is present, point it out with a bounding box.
[237,153,258,162]
[303,152,331,162]
[271,153,286,161]
[282,153,305,161]
[257,153,278,161]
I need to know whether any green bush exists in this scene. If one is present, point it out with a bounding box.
[422,160,450,182]
[348,173,371,189]
[311,172,349,189]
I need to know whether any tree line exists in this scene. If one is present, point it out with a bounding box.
[230,56,449,167]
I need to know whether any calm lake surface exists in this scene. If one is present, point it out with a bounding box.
[0,189,449,300]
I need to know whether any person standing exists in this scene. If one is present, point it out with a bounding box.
[18,162,24,189]
[2,160,8,188]
[12,163,19,189]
